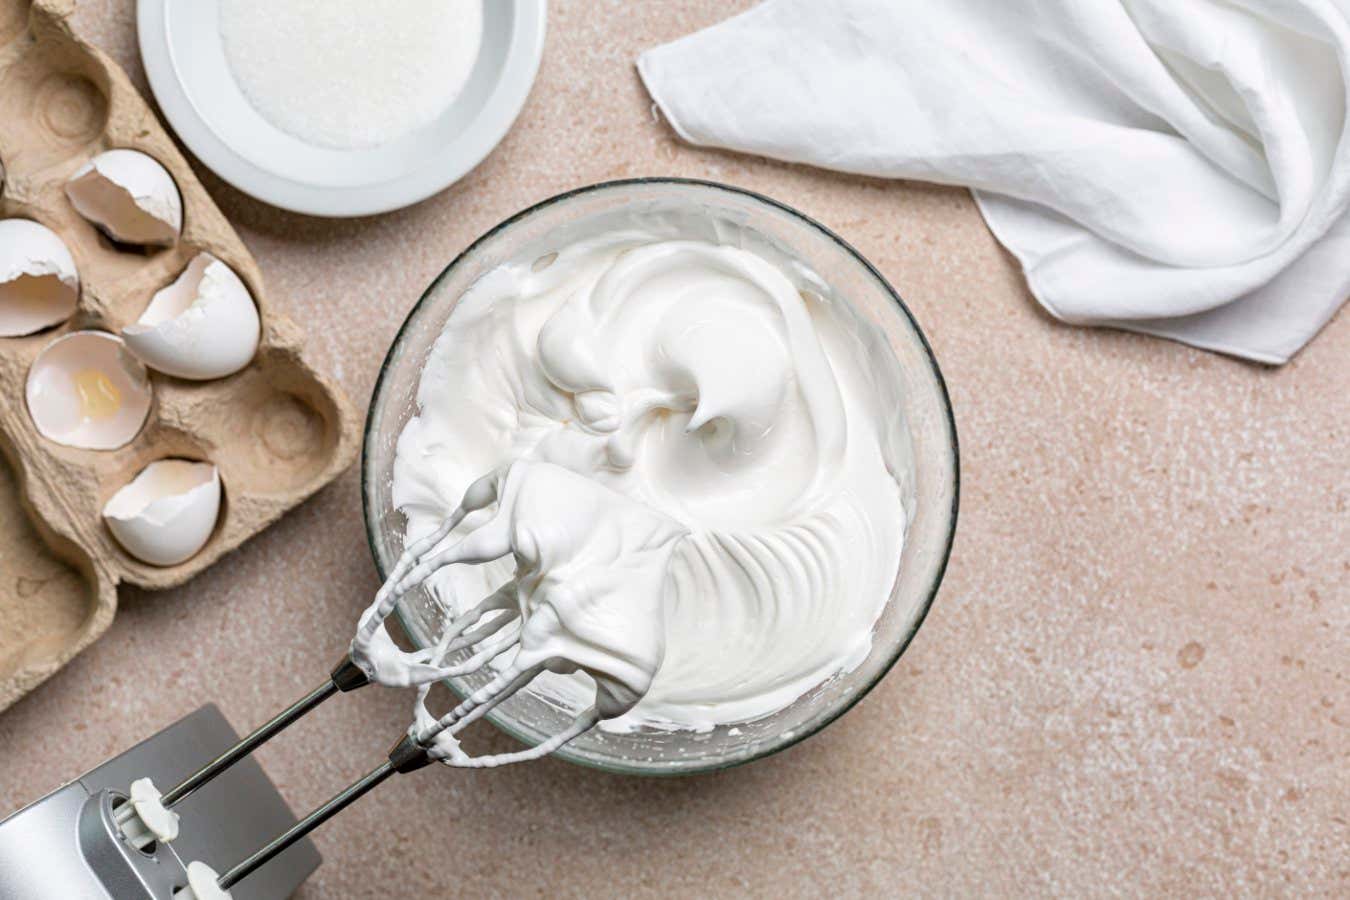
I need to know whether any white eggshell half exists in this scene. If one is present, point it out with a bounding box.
[123,253,260,380]
[65,149,183,246]
[26,330,153,450]
[0,219,80,336]
[103,459,221,566]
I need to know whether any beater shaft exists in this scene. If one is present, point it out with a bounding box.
[216,735,431,891]
[162,656,369,809]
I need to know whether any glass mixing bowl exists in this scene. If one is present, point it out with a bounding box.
[363,179,959,775]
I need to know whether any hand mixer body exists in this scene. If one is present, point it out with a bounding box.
[0,705,318,899]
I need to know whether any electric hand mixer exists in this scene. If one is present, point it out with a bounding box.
[0,460,674,899]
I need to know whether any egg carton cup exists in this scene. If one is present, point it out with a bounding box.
[0,0,358,712]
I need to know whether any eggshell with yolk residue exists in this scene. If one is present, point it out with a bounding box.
[26,330,153,450]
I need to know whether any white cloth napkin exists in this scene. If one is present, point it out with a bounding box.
[637,0,1350,364]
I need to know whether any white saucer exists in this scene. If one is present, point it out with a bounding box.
[136,0,546,217]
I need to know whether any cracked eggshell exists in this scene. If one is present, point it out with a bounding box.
[103,459,221,566]
[26,330,153,450]
[0,219,80,336]
[64,149,183,246]
[123,253,260,380]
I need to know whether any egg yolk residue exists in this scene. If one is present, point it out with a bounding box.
[73,368,122,420]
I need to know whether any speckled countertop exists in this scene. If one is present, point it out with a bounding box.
[1,2,1346,896]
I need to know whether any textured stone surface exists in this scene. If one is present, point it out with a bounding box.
[1,1,1346,896]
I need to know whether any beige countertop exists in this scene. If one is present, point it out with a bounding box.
[2,2,1346,896]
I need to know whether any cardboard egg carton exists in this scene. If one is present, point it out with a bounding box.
[0,0,358,711]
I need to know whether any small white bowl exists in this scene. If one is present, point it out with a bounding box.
[136,0,547,217]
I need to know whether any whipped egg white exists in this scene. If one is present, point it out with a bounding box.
[391,226,907,733]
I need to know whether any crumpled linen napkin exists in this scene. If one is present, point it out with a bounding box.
[637,0,1350,364]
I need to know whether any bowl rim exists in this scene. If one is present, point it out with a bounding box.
[362,177,960,776]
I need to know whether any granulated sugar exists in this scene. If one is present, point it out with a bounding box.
[220,0,483,150]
